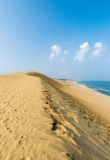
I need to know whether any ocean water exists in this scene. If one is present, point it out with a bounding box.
[79,81,110,96]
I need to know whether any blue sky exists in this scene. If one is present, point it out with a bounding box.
[0,0,110,80]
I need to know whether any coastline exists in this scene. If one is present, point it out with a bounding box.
[56,79,110,122]
[79,81,110,96]
[58,79,110,97]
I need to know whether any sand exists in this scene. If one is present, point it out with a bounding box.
[0,72,110,160]
[56,80,110,122]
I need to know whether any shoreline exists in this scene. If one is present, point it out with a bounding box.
[79,81,110,97]
[58,79,110,97]
[56,79,110,122]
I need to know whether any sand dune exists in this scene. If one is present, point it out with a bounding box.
[57,80,110,122]
[0,72,110,160]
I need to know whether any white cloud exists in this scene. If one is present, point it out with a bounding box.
[74,42,89,62]
[91,42,103,58]
[49,45,62,60]
[49,53,55,60]
[95,42,102,48]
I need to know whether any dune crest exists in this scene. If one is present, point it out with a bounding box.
[0,72,110,160]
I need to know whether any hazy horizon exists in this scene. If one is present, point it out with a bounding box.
[0,0,110,80]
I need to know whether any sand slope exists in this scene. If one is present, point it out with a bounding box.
[0,72,110,160]
[57,80,110,122]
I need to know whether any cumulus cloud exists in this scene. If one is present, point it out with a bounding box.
[91,42,103,58]
[49,45,62,60]
[74,42,89,62]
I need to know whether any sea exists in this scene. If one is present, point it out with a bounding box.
[79,81,110,96]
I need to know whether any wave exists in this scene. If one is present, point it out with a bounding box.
[98,88,110,93]
[79,81,110,96]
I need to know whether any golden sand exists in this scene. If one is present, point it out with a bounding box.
[0,72,110,160]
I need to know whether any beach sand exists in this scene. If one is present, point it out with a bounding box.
[0,72,110,160]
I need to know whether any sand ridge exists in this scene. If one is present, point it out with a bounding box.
[28,72,110,159]
[0,72,110,160]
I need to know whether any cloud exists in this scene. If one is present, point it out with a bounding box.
[49,52,55,60]
[49,45,62,60]
[74,42,89,62]
[91,42,103,58]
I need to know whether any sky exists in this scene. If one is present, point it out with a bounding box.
[0,0,110,80]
